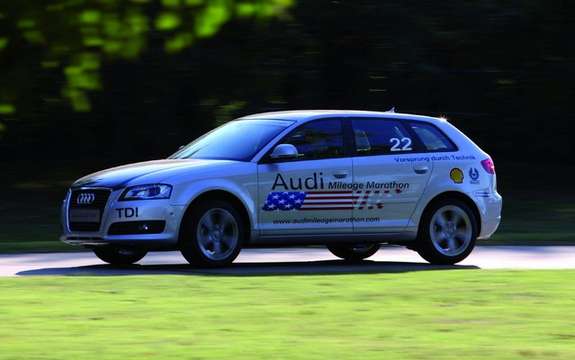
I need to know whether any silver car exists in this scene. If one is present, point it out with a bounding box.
[61,110,502,266]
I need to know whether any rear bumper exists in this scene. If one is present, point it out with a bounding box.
[61,188,185,250]
[476,191,502,239]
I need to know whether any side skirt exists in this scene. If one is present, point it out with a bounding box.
[249,231,417,246]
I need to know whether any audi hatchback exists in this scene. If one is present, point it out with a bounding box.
[61,110,502,266]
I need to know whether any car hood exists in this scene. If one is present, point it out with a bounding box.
[72,159,238,189]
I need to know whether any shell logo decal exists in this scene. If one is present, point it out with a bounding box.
[450,168,464,184]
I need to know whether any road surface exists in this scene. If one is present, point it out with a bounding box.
[1,246,574,277]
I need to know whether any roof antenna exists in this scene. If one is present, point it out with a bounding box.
[387,106,396,113]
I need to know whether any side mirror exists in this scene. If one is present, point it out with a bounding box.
[270,144,299,160]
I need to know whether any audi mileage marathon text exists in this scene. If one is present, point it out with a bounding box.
[271,172,409,192]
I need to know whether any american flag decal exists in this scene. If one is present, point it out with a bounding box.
[262,191,387,211]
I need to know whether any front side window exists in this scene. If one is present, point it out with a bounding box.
[170,119,293,161]
[351,118,415,155]
[409,122,457,152]
[281,119,345,160]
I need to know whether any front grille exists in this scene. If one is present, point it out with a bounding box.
[68,189,111,232]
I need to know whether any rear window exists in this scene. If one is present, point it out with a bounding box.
[409,122,457,152]
[351,118,415,155]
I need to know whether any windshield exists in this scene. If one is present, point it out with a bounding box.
[170,119,293,161]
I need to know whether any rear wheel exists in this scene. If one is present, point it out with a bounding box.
[93,247,147,265]
[327,243,380,262]
[416,199,477,265]
[180,200,245,267]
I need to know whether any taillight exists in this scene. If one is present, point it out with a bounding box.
[481,158,495,174]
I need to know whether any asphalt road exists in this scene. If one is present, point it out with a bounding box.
[1,246,574,277]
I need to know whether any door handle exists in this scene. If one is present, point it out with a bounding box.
[413,165,429,174]
[333,171,349,179]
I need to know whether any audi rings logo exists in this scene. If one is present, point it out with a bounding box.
[76,193,96,205]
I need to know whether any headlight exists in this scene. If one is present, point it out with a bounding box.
[120,184,172,201]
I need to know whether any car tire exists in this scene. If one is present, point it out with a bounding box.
[180,200,245,267]
[93,247,147,266]
[416,198,478,265]
[327,243,380,262]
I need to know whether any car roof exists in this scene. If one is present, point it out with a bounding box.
[238,110,445,124]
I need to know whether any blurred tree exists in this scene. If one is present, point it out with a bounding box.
[1,0,573,164]
[0,0,292,119]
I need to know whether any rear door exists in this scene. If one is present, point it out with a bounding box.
[257,118,354,236]
[350,118,432,233]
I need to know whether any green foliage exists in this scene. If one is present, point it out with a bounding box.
[0,0,293,117]
[0,103,14,114]
[214,100,247,125]
[155,12,182,31]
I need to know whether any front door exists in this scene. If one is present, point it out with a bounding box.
[257,118,354,236]
[350,118,432,233]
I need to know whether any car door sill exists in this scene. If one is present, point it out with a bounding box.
[252,232,417,245]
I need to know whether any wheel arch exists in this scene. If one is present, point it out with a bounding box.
[419,191,481,236]
[179,190,252,245]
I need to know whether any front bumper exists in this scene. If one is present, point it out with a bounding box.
[60,188,186,250]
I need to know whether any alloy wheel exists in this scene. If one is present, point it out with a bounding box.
[196,208,239,261]
[429,205,473,257]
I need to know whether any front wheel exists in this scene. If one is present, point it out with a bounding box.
[180,200,245,267]
[327,243,380,262]
[93,247,147,266]
[416,199,477,265]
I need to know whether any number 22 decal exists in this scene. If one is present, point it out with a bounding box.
[390,137,412,151]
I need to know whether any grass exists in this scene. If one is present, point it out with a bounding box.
[1,161,574,253]
[0,270,574,359]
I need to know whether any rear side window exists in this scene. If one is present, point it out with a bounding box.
[408,122,457,152]
[282,119,345,160]
[351,119,415,155]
